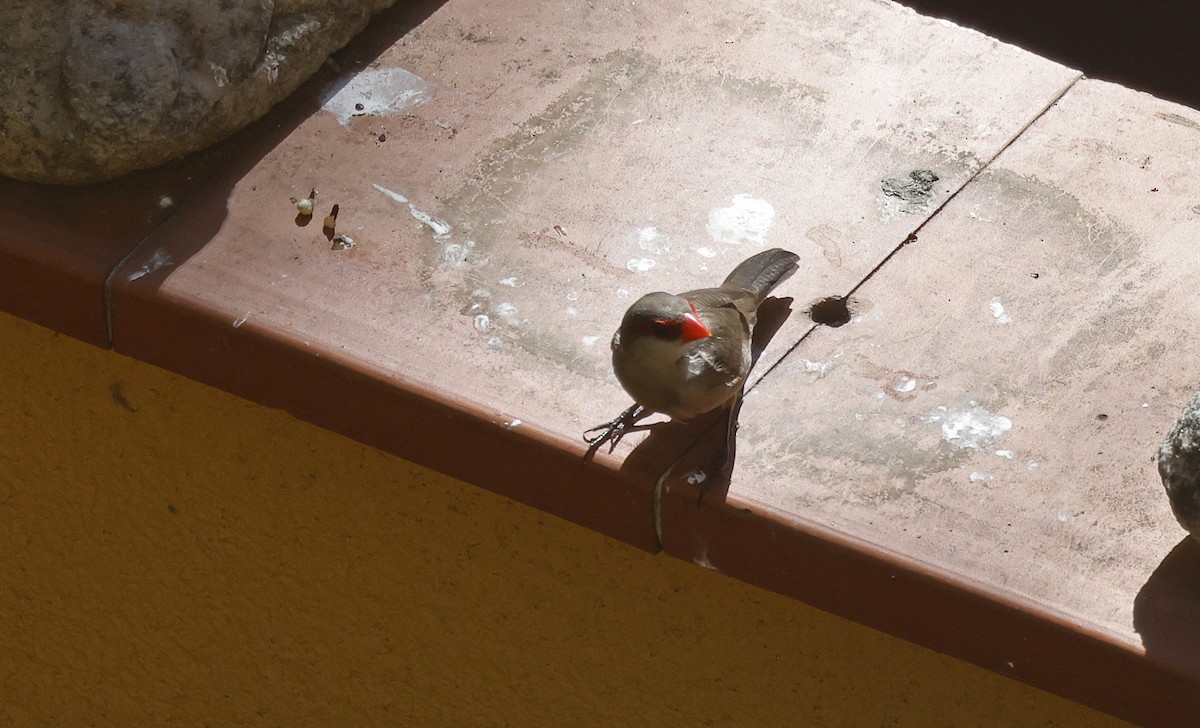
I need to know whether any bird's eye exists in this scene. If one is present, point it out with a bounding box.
[650,319,682,340]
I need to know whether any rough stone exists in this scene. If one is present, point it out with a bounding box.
[1159,392,1200,542]
[0,0,396,185]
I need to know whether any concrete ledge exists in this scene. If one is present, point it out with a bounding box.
[2,0,1196,723]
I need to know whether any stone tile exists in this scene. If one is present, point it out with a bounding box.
[111,0,1077,459]
[659,79,1200,725]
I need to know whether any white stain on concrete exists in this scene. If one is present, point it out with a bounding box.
[323,68,430,126]
[696,247,718,258]
[707,194,775,246]
[803,359,835,377]
[439,240,475,266]
[581,335,600,346]
[894,376,918,394]
[626,258,656,273]
[637,226,671,254]
[969,471,994,482]
[615,288,630,300]
[411,208,451,238]
[932,404,1012,450]
[995,450,1014,459]
[498,277,519,287]
[494,302,519,323]
[128,249,172,281]
[373,183,451,239]
[989,299,1014,324]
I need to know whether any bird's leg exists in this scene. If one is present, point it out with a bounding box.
[697,387,744,506]
[583,403,656,459]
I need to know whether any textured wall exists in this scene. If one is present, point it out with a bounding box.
[0,311,1125,726]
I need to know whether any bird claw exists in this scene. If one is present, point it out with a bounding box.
[583,404,650,460]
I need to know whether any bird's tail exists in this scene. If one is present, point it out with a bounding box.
[723,248,800,303]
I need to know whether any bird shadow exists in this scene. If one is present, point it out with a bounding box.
[618,296,796,505]
[1132,535,1200,676]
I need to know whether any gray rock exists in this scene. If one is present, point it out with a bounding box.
[1158,392,1200,541]
[0,0,396,185]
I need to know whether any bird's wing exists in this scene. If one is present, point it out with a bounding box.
[684,286,760,326]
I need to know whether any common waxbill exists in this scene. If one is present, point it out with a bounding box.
[585,247,799,462]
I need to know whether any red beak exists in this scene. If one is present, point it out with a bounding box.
[680,302,712,342]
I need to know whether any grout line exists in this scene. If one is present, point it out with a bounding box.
[651,74,1085,549]
[100,214,179,347]
[848,74,1081,302]
[100,250,132,346]
[750,73,1083,397]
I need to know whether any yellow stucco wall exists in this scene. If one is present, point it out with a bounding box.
[0,311,1126,727]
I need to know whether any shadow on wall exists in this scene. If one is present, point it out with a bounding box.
[898,2,1200,112]
[1133,536,1200,674]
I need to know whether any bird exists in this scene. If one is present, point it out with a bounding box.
[584,247,800,474]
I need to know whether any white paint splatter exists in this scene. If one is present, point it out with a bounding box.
[373,184,409,205]
[938,405,1012,450]
[615,288,630,299]
[232,313,250,328]
[495,302,519,321]
[626,258,656,273]
[706,194,775,245]
[989,299,1013,324]
[128,249,172,281]
[694,552,718,571]
[686,470,707,485]
[1024,460,1039,470]
[566,291,579,301]
[894,376,918,393]
[373,183,451,239]
[473,314,491,332]
[968,203,993,223]
[803,359,834,377]
[969,471,994,482]
[498,277,519,287]
[696,247,718,258]
[322,68,430,126]
[995,450,1014,459]
[439,240,475,266]
[411,208,451,237]
[636,226,671,254]
[1057,512,1069,522]
[581,335,600,346]
[504,418,522,429]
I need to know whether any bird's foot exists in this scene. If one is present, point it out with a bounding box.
[583,404,654,459]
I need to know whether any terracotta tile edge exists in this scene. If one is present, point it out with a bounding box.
[659,482,1194,727]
